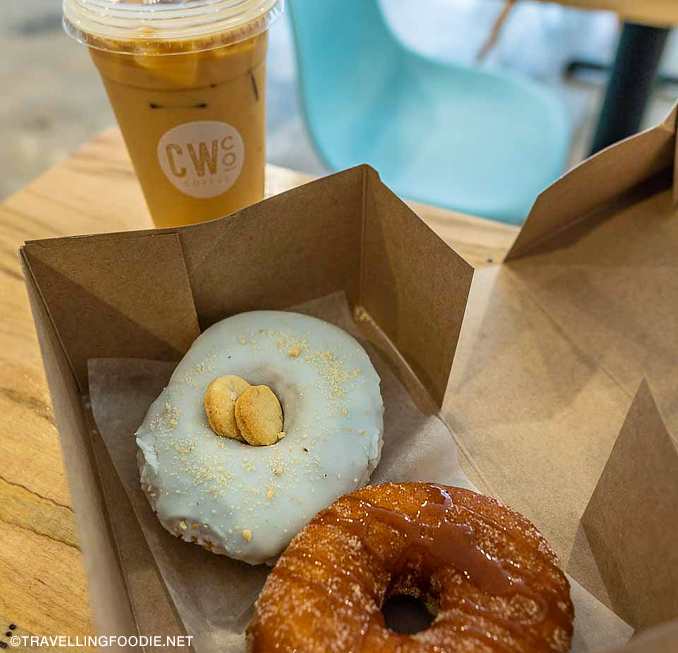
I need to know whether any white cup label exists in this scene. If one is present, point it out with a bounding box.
[158,121,244,199]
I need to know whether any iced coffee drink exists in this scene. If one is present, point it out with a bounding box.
[63,0,283,228]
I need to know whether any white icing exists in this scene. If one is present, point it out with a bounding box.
[136,311,384,565]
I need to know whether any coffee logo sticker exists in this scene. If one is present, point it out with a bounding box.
[158,121,244,199]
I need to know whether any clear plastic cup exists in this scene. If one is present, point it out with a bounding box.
[63,0,284,228]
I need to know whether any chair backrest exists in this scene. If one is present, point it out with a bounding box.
[287,0,404,152]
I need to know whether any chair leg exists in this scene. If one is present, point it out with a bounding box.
[477,0,516,62]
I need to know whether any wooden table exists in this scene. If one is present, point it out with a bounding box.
[0,128,518,652]
[536,0,678,25]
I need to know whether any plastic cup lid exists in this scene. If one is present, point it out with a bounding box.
[63,0,284,54]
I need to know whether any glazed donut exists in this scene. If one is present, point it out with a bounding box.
[136,311,384,565]
[248,482,574,652]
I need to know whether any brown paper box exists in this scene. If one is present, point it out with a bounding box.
[20,105,678,651]
[21,166,473,648]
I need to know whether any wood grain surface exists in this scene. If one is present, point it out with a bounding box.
[533,0,678,25]
[0,128,517,651]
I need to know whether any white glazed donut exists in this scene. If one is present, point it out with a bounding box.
[136,311,384,565]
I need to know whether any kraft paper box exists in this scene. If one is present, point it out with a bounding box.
[21,165,474,653]
[20,105,678,652]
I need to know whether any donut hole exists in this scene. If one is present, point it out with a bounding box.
[382,594,435,634]
[380,556,440,635]
[382,564,548,637]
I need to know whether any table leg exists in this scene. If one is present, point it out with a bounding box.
[589,22,670,156]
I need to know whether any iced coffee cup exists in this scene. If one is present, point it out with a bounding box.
[63,0,283,228]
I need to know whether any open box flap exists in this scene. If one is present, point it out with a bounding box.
[507,103,678,261]
[21,233,200,392]
[583,380,678,631]
[361,168,473,406]
[177,166,364,328]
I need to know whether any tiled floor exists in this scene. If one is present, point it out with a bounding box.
[2,0,677,202]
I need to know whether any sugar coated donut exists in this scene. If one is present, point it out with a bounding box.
[136,311,384,564]
[248,482,574,652]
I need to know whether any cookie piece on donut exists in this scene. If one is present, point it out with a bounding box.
[204,375,250,441]
[235,385,284,446]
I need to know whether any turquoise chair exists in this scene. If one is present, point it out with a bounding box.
[287,0,571,225]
